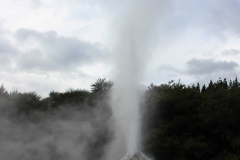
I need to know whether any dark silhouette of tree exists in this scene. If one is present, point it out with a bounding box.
[141,77,240,160]
[91,78,113,93]
[14,92,41,113]
[223,78,228,89]
[233,77,239,88]
[0,84,8,98]
[45,89,90,109]
[201,84,206,92]
[207,80,214,90]
[196,82,200,91]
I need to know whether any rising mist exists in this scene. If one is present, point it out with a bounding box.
[0,87,113,160]
[105,0,166,159]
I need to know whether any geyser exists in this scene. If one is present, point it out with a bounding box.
[121,152,151,160]
[105,0,164,159]
[121,153,142,160]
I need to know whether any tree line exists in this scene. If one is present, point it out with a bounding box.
[1,77,240,160]
[0,78,113,160]
[141,77,240,160]
[0,78,113,113]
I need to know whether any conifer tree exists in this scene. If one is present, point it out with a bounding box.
[223,78,228,89]
[207,80,214,90]
[196,82,200,92]
[201,84,206,92]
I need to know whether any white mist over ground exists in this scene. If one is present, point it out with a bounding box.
[0,104,111,160]
[105,0,166,159]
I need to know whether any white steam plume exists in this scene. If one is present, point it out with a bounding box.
[105,0,166,159]
[0,102,111,160]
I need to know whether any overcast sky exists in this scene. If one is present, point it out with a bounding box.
[1,0,240,97]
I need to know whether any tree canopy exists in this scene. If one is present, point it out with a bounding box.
[1,77,240,159]
[141,77,240,160]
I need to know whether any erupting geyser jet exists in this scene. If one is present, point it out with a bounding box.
[121,152,151,160]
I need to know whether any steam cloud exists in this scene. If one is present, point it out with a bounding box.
[105,0,165,159]
[0,102,112,160]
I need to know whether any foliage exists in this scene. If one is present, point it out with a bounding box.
[141,77,240,160]
[0,78,113,160]
[1,77,240,159]
[91,78,113,93]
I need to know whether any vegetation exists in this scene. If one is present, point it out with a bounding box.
[141,77,240,160]
[0,79,114,160]
[1,77,240,159]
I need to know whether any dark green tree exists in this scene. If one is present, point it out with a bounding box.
[201,84,206,93]
[233,77,239,88]
[0,84,8,98]
[207,80,214,90]
[196,82,200,91]
[91,78,113,93]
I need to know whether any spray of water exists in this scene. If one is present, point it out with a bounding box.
[105,0,166,159]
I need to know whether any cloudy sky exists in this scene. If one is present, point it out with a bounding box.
[1,0,240,97]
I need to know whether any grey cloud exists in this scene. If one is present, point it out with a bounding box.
[65,0,240,46]
[158,64,181,73]
[0,39,16,54]
[186,58,238,75]
[222,49,240,56]
[153,64,184,83]
[14,29,105,72]
[0,35,18,68]
[203,0,240,36]
[178,0,240,37]
[150,0,240,44]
